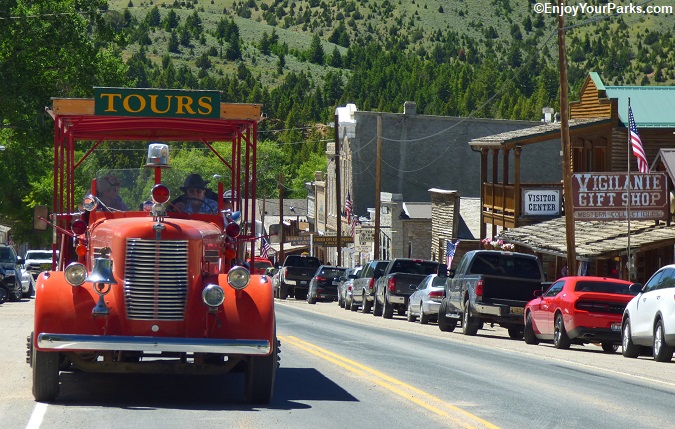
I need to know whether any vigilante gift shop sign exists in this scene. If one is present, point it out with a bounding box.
[572,172,668,221]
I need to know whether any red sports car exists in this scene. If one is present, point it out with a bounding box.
[524,276,636,352]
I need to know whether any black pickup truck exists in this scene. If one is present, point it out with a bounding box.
[438,250,547,338]
[277,254,322,300]
[373,258,440,319]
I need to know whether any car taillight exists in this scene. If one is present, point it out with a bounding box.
[388,277,396,292]
[316,276,327,282]
[368,278,374,290]
[347,285,352,291]
[429,291,444,299]
[475,279,484,297]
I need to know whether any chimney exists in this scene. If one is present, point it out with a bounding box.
[404,101,417,116]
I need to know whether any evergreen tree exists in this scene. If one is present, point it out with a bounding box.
[308,34,325,65]
[145,6,161,27]
[168,30,180,53]
[330,47,342,68]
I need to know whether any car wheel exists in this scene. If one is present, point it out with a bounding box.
[524,313,540,345]
[279,285,288,300]
[507,327,524,340]
[32,347,60,402]
[419,302,430,324]
[438,300,456,332]
[407,301,417,322]
[622,319,641,358]
[553,313,571,349]
[344,295,352,311]
[361,294,372,314]
[461,298,479,336]
[373,295,383,317]
[307,294,316,304]
[0,286,8,304]
[653,319,674,362]
[382,295,394,319]
[601,342,619,353]
[245,333,277,404]
[10,281,22,301]
[338,292,344,308]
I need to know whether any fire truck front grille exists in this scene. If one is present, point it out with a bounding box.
[124,239,189,320]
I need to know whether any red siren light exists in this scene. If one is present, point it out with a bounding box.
[151,184,170,204]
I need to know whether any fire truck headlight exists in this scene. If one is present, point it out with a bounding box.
[65,262,87,286]
[227,266,250,290]
[202,284,225,307]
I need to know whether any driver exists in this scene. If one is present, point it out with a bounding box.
[97,175,128,211]
[174,173,218,214]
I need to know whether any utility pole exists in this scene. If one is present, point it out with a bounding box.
[279,172,284,263]
[374,115,382,259]
[335,110,342,266]
[558,3,577,275]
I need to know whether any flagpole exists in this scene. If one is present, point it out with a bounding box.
[626,97,632,281]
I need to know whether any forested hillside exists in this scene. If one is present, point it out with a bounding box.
[1,0,673,244]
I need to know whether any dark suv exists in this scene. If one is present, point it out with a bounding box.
[0,245,23,303]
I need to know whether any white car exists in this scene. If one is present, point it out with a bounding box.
[407,274,446,324]
[20,268,35,298]
[622,264,675,362]
[23,249,56,280]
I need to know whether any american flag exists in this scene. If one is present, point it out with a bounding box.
[628,106,650,174]
[345,191,352,223]
[260,236,272,259]
[349,215,359,238]
[446,239,460,267]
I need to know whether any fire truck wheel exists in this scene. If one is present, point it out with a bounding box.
[32,348,60,402]
[245,336,277,404]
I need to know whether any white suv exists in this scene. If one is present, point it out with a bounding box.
[23,250,56,280]
[622,264,675,362]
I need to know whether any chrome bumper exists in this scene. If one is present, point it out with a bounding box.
[38,333,271,355]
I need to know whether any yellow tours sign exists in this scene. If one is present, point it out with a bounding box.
[94,87,221,118]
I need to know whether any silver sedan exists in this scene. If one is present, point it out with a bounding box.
[406,274,446,324]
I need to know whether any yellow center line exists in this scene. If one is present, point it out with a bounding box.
[280,335,502,429]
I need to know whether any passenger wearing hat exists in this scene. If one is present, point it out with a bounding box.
[97,175,128,211]
[174,173,218,214]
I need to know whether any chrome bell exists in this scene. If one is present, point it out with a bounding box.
[85,258,118,285]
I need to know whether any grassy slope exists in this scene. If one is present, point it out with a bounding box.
[106,0,674,89]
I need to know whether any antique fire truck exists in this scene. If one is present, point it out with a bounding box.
[28,88,277,404]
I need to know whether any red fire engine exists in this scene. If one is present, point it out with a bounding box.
[28,88,277,404]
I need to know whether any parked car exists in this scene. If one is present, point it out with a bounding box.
[307,266,347,304]
[407,274,446,324]
[0,244,23,303]
[351,260,389,313]
[278,254,322,300]
[622,265,675,362]
[524,276,635,352]
[248,257,274,275]
[20,267,35,298]
[338,266,362,308]
[23,249,56,280]
[440,250,547,338]
[373,258,440,319]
